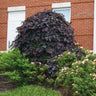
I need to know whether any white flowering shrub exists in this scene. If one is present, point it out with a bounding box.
[55,50,96,96]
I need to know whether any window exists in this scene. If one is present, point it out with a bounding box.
[7,6,26,50]
[52,2,71,22]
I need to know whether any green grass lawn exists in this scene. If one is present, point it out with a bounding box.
[0,85,60,96]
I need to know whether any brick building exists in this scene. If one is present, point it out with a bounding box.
[0,0,96,53]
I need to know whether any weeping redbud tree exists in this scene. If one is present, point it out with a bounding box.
[12,10,85,64]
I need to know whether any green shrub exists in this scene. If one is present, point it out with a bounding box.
[0,49,30,85]
[46,51,77,79]
[0,49,51,86]
[1,48,95,96]
[0,51,14,71]
[0,49,30,72]
[55,51,96,96]
[55,51,77,68]
[29,62,49,85]
[0,49,56,87]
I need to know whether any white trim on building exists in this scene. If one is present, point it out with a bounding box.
[0,51,8,53]
[52,2,71,9]
[7,6,26,12]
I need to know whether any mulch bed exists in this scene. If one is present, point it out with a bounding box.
[0,75,16,92]
[0,75,73,96]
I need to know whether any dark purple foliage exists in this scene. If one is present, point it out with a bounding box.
[47,60,58,78]
[12,10,85,63]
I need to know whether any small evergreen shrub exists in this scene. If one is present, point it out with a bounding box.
[0,49,29,71]
[12,10,85,64]
[0,49,49,86]
[0,49,30,86]
[0,52,12,71]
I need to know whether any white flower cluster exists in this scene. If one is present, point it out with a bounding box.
[72,61,80,66]
[82,59,89,64]
[61,66,69,72]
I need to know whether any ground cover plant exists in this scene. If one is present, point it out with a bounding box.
[0,85,60,96]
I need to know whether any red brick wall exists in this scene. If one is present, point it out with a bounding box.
[0,8,7,51]
[0,0,94,51]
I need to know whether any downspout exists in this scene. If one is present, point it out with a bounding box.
[93,0,96,53]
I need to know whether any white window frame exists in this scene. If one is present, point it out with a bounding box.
[7,6,26,12]
[52,2,71,22]
[7,6,26,50]
[93,0,96,54]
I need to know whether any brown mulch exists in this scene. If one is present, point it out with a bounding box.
[54,87,73,96]
[0,75,16,92]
